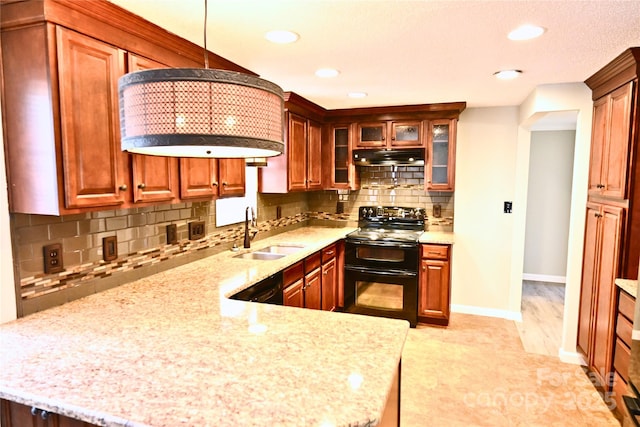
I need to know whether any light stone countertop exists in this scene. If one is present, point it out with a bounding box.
[419,231,455,245]
[615,278,638,298]
[0,226,413,427]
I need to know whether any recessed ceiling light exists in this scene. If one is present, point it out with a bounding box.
[315,68,339,78]
[508,24,545,41]
[494,70,522,80]
[348,92,367,98]
[265,30,299,44]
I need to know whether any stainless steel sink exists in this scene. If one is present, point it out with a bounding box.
[233,252,286,261]
[256,244,305,255]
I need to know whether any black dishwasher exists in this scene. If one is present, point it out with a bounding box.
[229,273,283,305]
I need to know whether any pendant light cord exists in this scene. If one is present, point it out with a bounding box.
[204,0,209,69]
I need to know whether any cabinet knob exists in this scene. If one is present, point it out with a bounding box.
[137,183,146,189]
[119,184,128,191]
[325,251,334,256]
[422,266,426,271]
[212,182,218,187]
[222,182,228,186]
[391,136,396,140]
[41,411,49,420]
[596,184,605,189]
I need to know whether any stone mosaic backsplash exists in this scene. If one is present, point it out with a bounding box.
[10,163,452,313]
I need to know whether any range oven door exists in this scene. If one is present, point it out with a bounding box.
[345,239,419,271]
[343,265,418,327]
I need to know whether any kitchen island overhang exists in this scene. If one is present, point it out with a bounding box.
[0,227,408,427]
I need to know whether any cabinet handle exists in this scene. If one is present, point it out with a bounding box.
[119,184,128,191]
[325,251,334,256]
[212,182,218,187]
[595,213,602,218]
[137,183,146,189]
[596,184,605,189]
[222,182,228,186]
[30,407,48,420]
[323,270,328,275]
[31,407,38,416]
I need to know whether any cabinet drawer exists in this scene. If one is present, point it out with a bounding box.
[617,313,633,348]
[422,244,448,260]
[284,261,304,286]
[305,251,321,273]
[614,338,631,382]
[322,244,337,263]
[619,289,635,321]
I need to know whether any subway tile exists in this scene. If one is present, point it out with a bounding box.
[92,210,116,219]
[180,208,193,220]
[63,251,81,266]
[15,224,50,244]
[128,213,148,227]
[105,216,128,231]
[84,218,106,234]
[62,235,92,252]
[164,209,180,221]
[30,214,62,226]
[49,221,79,239]
[116,227,137,243]
[117,241,128,257]
[11,214,31,228]
[62,213,90,222]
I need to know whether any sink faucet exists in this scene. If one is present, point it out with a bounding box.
[244,206,257,248]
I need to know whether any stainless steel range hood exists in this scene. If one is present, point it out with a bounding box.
[352,149,425,166]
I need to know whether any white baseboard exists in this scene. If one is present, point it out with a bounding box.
[451,304,523,322]
[558,348,586,365]
[522,273,566,284]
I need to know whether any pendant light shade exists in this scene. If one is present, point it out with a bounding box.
[118,68,285,158]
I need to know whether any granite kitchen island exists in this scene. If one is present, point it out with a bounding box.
[0,227,409,427]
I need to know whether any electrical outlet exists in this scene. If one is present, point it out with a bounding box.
[43,243,63,274]
[103,236,118,261]
[188,221,206,240]
[166,224,178,244]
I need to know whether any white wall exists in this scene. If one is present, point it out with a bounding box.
[0,100,18,323]
[452,106,521,319]
[513,83,593,363]
[524,130,576,280]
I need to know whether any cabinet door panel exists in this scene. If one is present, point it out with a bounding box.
[391,121,422,147]
[284,279,304,308]
[426,119,456,191]
[180,158,218,199]
[132,155,179,202]
[419,259,449,320]
[577,203,600,357]
[57,27,128,208]
[603,82,633,199]
[305,268,322,310]
[307,120,323,189]
[591,204,623,390]
[218,159,245,197]
[356,122,386,147]
[128,53,179,203]
[588,97,609,195]
[288,113,308,191]
[321,257,337,311]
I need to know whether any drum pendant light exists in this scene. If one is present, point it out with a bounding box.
[118,0,284,158]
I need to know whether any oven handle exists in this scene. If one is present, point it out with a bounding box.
[345,239,418,249]
[344,265,417,278]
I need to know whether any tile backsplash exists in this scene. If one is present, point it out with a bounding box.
[9,165,452,315]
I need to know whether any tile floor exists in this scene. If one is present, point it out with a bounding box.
[516,281,565,357]
[401,314,620,426]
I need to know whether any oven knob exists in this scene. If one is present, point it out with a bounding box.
[415,208,423,219]
[368,208,374,216]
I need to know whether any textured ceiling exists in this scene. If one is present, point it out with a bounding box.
[109,0,640,110]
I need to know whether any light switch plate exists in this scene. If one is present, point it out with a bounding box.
[166,224,178,244]
[103,236,118,261]
[188,221,206,240]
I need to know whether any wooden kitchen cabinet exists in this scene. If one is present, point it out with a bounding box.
[179,158,245,199]
[325,124,359,190]
[588,82,634,200]
[418,244,451,326]
[321,244,338,311]
[576,201,624,391]
[1,0,252,214]
[57,27,130,209]
[611,289,635,417]
[1,399,97,427]
[426,119,457,192]
[282,254,321,310]
[259,93,324,193]
[127,53,180,203]
[355,121,422,148]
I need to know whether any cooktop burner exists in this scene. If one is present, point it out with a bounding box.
[347,206,426,243]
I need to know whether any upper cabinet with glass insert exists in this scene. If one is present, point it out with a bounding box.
[426,119,456,192]
[355,121,423,148]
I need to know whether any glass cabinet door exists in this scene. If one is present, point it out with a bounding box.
[391,121,422,147]
[333,126,350,186]
[356,122,386,147]
[426,119,455,191]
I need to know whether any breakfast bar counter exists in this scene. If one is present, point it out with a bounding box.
[0,227,409,427]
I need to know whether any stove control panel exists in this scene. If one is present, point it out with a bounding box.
[359,206,424,220]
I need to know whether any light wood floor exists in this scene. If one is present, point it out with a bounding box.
[401,314,619,426]
[515,280,565,357]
